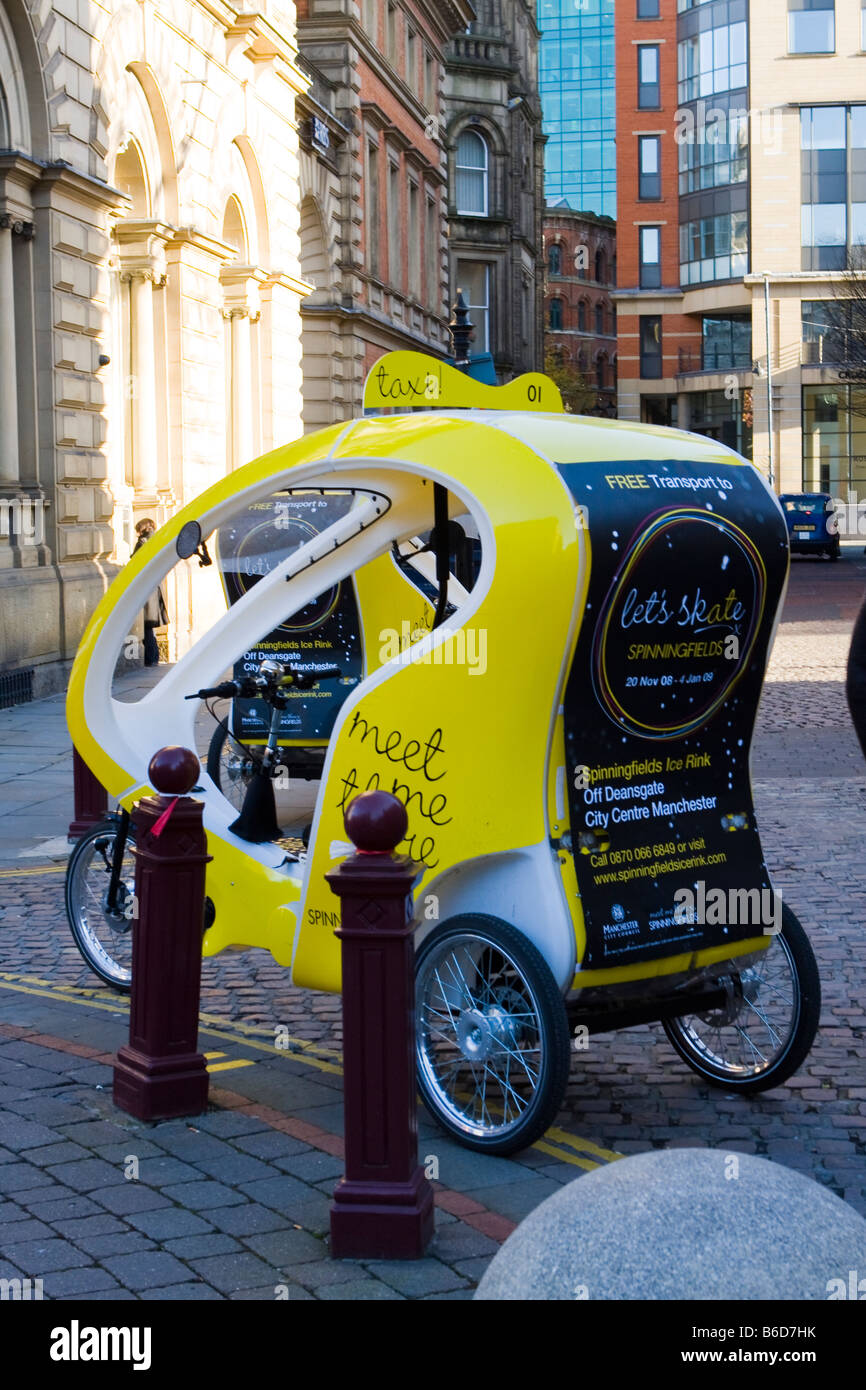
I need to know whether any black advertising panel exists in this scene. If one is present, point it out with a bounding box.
[558,459,789,969]
[216,491,363,741]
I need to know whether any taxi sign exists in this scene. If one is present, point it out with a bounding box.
[362,350,564,414]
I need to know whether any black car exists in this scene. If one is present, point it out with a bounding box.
[778,492,840,560]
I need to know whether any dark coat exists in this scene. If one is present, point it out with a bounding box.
[846,593,866,760]
[133,533,169,628]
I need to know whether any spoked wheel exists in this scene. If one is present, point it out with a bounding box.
[415,915,571,1155]
[206,722,262,812]
[662,904,820,1093]
[65,818,137,992]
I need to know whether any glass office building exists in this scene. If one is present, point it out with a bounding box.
[538,0,616,217]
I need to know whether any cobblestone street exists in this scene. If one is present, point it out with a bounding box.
[0,547,864,1298]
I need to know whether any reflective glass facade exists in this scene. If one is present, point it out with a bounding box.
[538,0,616,218]
[803,385,866,496]
[801,105,866,271]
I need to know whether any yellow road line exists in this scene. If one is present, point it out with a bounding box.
[198,1009,343,1063]
[197,1021,342,1075]
[0,971,342,1067]
[532,1139,600,1172]
[0,865,67,878]
[0,976,130,1016]
[545,1124,622,1164]
[0,972,343,1075]
[0,971,618,1159]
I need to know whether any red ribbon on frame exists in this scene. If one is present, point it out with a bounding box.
[150,797,179,838]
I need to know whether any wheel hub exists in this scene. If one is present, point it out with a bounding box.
[226,753,254,785]
[697,973,744,1026]
[101,883,134,931]
[456,1004,519,1061]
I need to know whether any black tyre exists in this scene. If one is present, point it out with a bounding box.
[65,819,137,992]
[415,914,572,1155]
[662,903,820,1094]
[207,722,260,812]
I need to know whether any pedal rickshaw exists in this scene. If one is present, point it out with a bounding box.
[66,352,820,1155]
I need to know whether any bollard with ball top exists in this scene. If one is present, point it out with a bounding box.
[113,746,211,1122]
[326,790,433,1260]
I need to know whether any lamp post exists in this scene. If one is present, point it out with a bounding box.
[448,290,473,374]
[763,272,775,490]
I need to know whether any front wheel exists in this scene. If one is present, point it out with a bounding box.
[207,722,260,812]
[662,904,820,1094]
[65,818,137,992]
[415,915,572,1155]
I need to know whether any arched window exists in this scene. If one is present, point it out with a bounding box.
[114,140,151,217]
[222,195,249,262]
[548,243,562,276]
[455,129,488,216]
[597,354,608,389]
[549,297,563,330]
[612,356,618,388]
[595,302,605,335]
[595,247,607,283]
[578,300,587,333]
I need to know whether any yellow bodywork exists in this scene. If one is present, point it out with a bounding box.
[67,400,774,996]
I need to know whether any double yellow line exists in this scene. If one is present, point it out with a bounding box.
[0,968,621,1170]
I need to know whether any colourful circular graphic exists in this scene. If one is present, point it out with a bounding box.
[231,515,341,636]
[591,508,767,740]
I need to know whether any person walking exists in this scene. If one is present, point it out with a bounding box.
[133,518,168,667]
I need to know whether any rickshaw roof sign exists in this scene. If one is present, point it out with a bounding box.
[362,350,564,415]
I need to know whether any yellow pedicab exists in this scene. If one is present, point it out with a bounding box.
[65,352,819,1155]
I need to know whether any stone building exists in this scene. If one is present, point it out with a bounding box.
[0,0,311,696]
[543,205,617,415]
[296,0,473,430]
[443,0,545,378]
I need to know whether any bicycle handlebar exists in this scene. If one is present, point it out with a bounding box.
[185,666,342,702]
[185,681,239,701]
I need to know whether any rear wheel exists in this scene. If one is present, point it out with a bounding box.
[662,904,819,1094]
[65,819,137,992]
[415,915,571,1155]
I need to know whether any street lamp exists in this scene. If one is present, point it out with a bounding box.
[448,290,473,374]
[762,272,775,491]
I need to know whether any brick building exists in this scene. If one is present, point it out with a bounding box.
[296,0,474,429]
[543,207,617,414]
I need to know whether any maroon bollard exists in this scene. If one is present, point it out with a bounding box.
[69,747,108,838]
[326,790,433,1260]
[113,746,211,1122]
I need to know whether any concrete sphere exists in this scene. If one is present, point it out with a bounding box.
[476,1148,866,1301]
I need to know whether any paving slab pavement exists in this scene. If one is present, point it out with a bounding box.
[0,547,864,1298]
